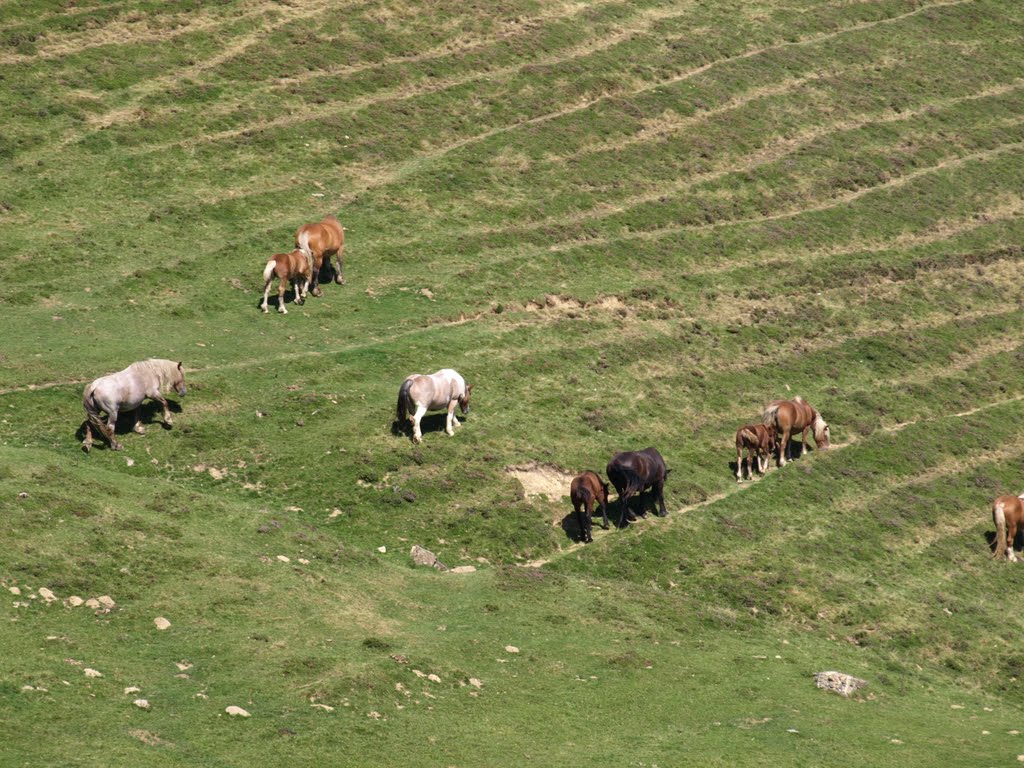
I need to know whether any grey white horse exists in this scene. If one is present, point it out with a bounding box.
[396,368,471,443]
[82,359,186,452]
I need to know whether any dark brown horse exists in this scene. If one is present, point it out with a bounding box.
[295,214,345,296]
[761,396,830,467]
[735,423,777,481]
[261,249,311,314]
[606,447,669,527]
[993,495,1024,561]
[570,471,610,543]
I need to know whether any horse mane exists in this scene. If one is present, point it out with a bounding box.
[131,359,177,386]
[812,410,828,441]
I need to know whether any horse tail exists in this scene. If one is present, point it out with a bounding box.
[297,230,315,274]
[762,403,781,429]
[82,385,109,436]
[262,259,277,283]
[739,427,758,445]
[397,379,414,423]
[994,499,1008,559]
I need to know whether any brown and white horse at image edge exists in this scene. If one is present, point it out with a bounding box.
[761,396,830,467]
[295,214,345,296]
[261,249,312,314]
[992,494,1024,561]
[396,368,472,444]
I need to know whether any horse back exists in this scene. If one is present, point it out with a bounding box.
[996,494,1024,523]
[572,471,607,503]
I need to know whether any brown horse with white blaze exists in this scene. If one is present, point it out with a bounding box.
[735,423,777,481]
[261,249,311,314]
[992,495,1024,561]
[570,471,610,543]
[761,396,830,467]
[295,214,345,296]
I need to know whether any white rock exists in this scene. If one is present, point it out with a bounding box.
[298,558,310,565]
[311,703,334,712]
[276,555,291,563]
[124,686,141,695]
[38,588,57,602]
[451,565,476,574]
[427,674,441,683]
[84,599,101,609]
[377,546,387,554]
[412,669,426,678]
[96,595,116,609]
[66,596,84,607]
[8,587,20,596]
[175,662,193,672]
[225,706,251,717]
[83,668,102,678]
[505,645,520,654]
[153,617,171,630]
[133,698,150,710]
[469,678,483,689]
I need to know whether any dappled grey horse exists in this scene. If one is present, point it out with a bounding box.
[82,359,186,452]
[396,368,472,444]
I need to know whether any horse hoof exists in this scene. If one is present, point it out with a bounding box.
[81,443,91,454]
[312,288,322,297]
[112,444,122,451]
[261,307,268,314]
[279,308,288,314]
[335,276,346,285]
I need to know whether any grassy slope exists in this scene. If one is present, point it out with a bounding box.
[2,0,1024,764]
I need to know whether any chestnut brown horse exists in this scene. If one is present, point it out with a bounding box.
[82,359,186,452]
[606,447,669,527]
[261,249,311,314]
[761,396,830,467]
[295,214,344,296]
[570,471,610,543]
[735,423,777,481]
[992,494,1024,561]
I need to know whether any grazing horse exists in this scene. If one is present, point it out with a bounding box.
[735,423,777,482]
[82,359,186,452]
[761,396,830,467]
[992,494,1024,561]
[606,447,669,527]
[261,249,311,314]
[295,214,345,296]
[570,471,610,543]
[396,368,472,444]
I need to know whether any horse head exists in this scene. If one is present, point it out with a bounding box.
[813,413,830,450]
[458,383,472,415]
[173,362,187,397]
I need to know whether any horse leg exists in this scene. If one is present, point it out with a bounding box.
[617,490,633,527]
[278,278,289,314]
[105,407,122,450]
[82,421,93,453]
[446,401,457,436]
[778,428,791,467]
[599,498,610,530]
[412,405,427,443]
[293,277,304,305]
[334,249,345,285]
[580,500,593,543]
[311,254,323,297]
[736,447,744,482]
[153,395,173,427]
[261,277,273,313]
[132,408,146,435]
[800,427,809,457]
[655,480,668,517]
[1010,518,1020,563]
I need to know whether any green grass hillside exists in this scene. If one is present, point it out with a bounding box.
[2,0,1024,764]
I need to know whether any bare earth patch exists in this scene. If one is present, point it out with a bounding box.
[505,462,574,500]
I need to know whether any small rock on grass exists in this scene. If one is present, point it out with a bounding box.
[154,617,171,630]
[133,699,151,710]
[225,706,251,717]
[504,645,519,654]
